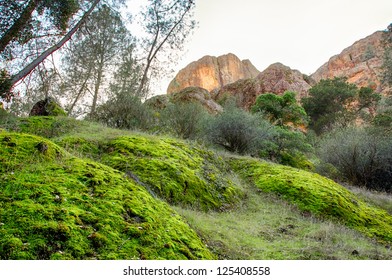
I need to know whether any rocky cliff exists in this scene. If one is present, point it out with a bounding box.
[215,63,312,109]
[311,31,385,92]
[166,30,387,110]
[167,53,260,94]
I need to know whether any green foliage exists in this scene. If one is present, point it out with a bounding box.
[159,102,207,139]
[0,131,214,260]
[302,77,379,134]
[38,0,80,32]
[0,116,80,138]
[94,95,152,130]
[204,105,274,154]
[318,127,392,192]
[255,126,313,170]
[230,157,392,244]
[251,91,308,127]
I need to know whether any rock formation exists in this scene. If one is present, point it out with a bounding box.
[165,29,388,111]
[257,63,312,98]
[145,87,222,114]
[170,87,223,114]
[311,31,385,92]
[167,53,260,94]
[215,63,312,110]
[29,97,66,117]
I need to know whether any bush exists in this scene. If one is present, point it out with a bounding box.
[258,126,314,170]
[93,94,152,130]
[204,106,274,155]
[318,127,392,191]
[159,102,207,139]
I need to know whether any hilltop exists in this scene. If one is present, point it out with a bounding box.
[1,116,391,259]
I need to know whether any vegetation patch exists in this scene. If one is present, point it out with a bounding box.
[100,135,244,211]
[230,157,392,244]
[0,131,214,260]
[0,116,81,138]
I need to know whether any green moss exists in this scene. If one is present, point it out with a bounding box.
[100,135,243,211]
[0,116,81,138]
[46,101,66,116]
[0,131,214,260]
[230,157,392,244]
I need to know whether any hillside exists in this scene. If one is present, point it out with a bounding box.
[1,116,392,259]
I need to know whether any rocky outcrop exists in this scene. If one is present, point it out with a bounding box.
[215,63,311,110]
[311,31,385,92]
[146,88,222,114]
[29,97,66,117]
[167,53,260,94]
[257,63,312,98]
[170,87,223,114]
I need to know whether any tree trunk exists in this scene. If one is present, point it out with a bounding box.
[67,67,92,116]
[0,0,42,53]
[90,55,105,117]
[10,0,101,87]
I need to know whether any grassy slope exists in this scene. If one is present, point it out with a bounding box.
[1,116,392,259]
[0,131,214,260]
[230,157,392,244]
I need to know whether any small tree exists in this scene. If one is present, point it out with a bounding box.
[61,4,129,117]
[137,0,196,96]
[303,77,379,134]
[251,91,308,127]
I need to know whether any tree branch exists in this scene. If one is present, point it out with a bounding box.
[10,0,101,87]
[0,0,42,53]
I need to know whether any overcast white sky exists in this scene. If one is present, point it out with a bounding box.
[132,0,392,94]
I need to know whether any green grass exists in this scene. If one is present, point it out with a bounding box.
[175,176,392,259]
[1,116,392,260]
[230,157,392,244]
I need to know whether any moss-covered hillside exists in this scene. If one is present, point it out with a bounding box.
[1,116,392,259]
[0,131,214,260]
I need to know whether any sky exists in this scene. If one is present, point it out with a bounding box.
[152,0,392,94]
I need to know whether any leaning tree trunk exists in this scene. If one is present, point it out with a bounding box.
[10,0,101,87]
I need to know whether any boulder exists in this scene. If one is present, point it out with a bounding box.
[171,87,223,114]
[29,97,66,117]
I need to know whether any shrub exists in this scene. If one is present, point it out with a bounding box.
[204,106,274,155]
[258,126,314,170]
[93,94,152,130]
[159,102,207,139]
[318,127,392,191]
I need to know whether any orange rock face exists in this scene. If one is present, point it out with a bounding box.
[167,53,260,94]
[257,63,312,99]
[215,63,312,110]
[311,31,385,92]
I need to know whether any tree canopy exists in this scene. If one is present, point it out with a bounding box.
[302,77,380,134]
[251,91,308,127]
